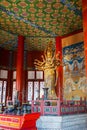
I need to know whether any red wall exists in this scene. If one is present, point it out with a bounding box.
[12,51,17,69]
[0,48,10,68]
[27,51,44,68]
[0,48,44,69]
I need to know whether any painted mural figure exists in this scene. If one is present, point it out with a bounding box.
[65,63,70,73]
[34,41,61,99]
[73,60,79,72]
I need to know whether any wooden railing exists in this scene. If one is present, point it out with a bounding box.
[29,98,87,116]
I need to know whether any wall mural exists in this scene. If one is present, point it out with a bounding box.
[63,42,87,100]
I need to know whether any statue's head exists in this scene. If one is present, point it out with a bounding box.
[45,41,53,58]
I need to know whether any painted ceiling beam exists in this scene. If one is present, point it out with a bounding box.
[0,26,17,36]
[60,0,82,17]
[0,26,56,38]
[0,38,17,47]
[26,36,55,38]
[0,5,57,37]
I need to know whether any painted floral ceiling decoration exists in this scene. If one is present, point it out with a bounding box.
[0,0,82,51]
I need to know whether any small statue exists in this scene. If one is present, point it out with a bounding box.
[34,41,61,99]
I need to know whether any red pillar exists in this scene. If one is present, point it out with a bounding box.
[22,51,27,102]
[55,37,63,100]
[16,35,25,103]
[7,51,13,99]
[7,70,13,98]
[82,0,87,77]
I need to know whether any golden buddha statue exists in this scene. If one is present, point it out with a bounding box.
[34,41,61,99]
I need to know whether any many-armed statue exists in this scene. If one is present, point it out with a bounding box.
[34,41,61,99]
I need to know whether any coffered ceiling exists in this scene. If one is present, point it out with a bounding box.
[0,0,83,51]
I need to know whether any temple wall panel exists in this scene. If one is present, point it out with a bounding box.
[62,31,86,100]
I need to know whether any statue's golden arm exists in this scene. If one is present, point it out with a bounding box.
[34,59,43,64]
[56,60,61,66]
[34,55,46,64]
[41,55,45,62]
[34,61,42,66]
[34,65,44,70]
[34,61,45,67]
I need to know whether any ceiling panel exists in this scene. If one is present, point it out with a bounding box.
[0,0,83,51]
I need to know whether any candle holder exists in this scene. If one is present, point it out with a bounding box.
[22,103,28,115]
[17,107,21,115]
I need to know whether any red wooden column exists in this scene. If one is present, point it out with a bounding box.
[16,35,25,103]
[7,70,13,98]
[55,36,63,100]
[7,51,13,98]
[22,51,27,102]
[82,0,87,77]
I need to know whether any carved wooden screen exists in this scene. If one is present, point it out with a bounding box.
[28,81,33,101]
[0,81,3,103]
[12,71,16,101]
[2,81,7,105]
[27,70,44,101]
[0,69,8,105]
[34,81,39,100]
[12,81,16,101]
[40,81,44,98]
